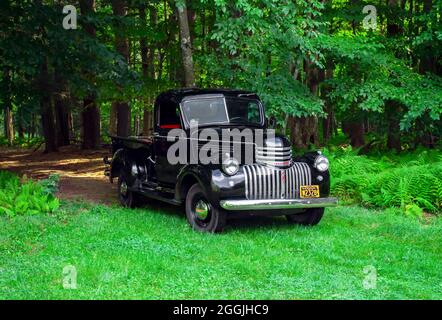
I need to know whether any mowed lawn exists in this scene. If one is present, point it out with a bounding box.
[0,201,441,299]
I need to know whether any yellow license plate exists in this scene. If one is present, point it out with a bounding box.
[300,185,320,198]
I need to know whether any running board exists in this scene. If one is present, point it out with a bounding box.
[138,188,182,206]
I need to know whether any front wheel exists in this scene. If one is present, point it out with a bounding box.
[286,208,324,226]
[185,184,226,233]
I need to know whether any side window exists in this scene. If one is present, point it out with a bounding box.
[158,100,182,129]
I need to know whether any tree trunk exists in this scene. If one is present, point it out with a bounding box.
[109,103,117,136]
[148,6,157,79]
[386,100,401,152]
[347,121,365,148]
[140,4,153,136]
[80,0,101,148]
[39,59,58,153]
[17,121,24,139]
[176,1,196,87]
[322,61,334,142]
[54,98,70,146]
[3,68,14,146]
[385,0,402,152]
[81,98,101,149]
[112,0,131,137]
[54,70,70,146]
[289,116,318,150]
[289,57,319,149]
[140,6,149,77]
[419,0,435,74]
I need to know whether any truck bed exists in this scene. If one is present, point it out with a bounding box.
[110,135,153,151]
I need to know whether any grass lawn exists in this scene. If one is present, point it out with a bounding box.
[0,201,441,299]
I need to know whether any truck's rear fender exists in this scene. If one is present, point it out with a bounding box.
[110,149,147,187]
[109,148,126,183]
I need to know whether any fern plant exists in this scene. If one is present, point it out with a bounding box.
[0,171,60,217]
[329,148,442,214]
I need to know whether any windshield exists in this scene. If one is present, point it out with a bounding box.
[181,96,262,126]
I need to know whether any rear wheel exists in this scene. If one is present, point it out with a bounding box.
[185,184,226,233]
[117,172,139,208]
[286,208,324,226]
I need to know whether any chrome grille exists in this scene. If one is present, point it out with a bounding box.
[243,163,312,200]
[256,146,292,167]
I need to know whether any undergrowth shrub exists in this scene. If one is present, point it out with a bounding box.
[0,171,60,217]
[0,136,43,148]
[325,147,442,215]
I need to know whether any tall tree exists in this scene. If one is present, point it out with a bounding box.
[111,0,131,137]
[3,68,14,146]
[79,0,101,148]
[176,0,196,87]
[386,0,402,152]
[140,3,153,136]
[54,69,70,147]
[39,58,58,153]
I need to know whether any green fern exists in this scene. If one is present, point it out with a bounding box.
[0,171,60,217]
[329,148,442,214]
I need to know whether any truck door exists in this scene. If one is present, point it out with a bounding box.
[153,98,185,187]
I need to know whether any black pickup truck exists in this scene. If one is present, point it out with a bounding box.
[104,88,337,232]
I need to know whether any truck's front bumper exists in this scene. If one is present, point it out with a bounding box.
[220,197,338,211]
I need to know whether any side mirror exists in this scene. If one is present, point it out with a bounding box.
[267,116,277,129]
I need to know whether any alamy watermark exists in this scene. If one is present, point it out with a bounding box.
[62,5,77,30]
[362,265,377,289]
[62,265,77,289]
[363,5,377,31]
[166,122,279,166]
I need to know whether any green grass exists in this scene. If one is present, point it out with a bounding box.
[0,201,441,299]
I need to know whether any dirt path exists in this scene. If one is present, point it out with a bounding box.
[0,145,117,205]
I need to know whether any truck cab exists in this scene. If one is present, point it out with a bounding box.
[105,88,338,232]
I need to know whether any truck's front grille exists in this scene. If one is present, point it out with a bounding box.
[243,163,312,200]
[255,146,292,167]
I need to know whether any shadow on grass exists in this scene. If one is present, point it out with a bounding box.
[136,196,296,232]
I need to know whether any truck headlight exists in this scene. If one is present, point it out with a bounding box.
[222,158,239,176]
[314,155,329,172]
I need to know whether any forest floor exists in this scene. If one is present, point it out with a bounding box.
[0,145,117,205]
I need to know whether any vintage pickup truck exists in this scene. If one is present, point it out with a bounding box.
[104,88,337,232]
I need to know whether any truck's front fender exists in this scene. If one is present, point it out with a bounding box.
[175,165,246,208]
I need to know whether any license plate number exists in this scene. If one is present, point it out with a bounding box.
[300,185,320,198]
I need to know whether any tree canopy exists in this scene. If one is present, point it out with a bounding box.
[0,0,441,151]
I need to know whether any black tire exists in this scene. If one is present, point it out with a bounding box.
[286,208,324,226]
[117,172,139,208]
[185,183,226,233]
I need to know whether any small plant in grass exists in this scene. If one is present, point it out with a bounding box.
[0,171,60,217]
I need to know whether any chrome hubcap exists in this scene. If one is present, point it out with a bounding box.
[120,181,128,197]
[194,200,209,220]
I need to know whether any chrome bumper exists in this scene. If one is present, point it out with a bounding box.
[220,197,338,211]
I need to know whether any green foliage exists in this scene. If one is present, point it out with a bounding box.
[198,0,325,118]
[39,174,60,196]
[327,147,442,214]
[1,0,441,149]
[318,35,442,130]
[0,171,60,217]
[0,136,43,148]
